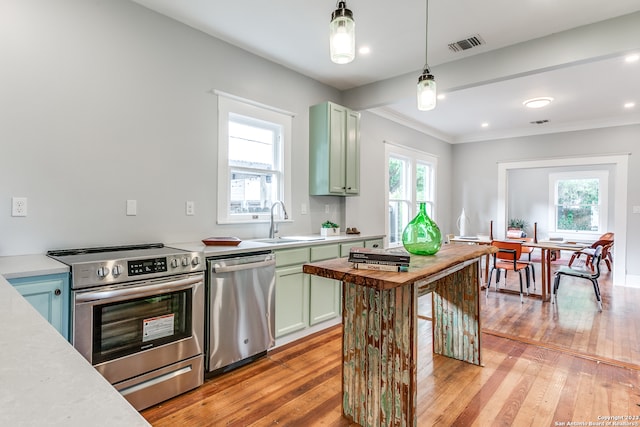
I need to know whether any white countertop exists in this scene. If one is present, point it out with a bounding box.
[0,275,150,426]
[0,254,69,279]
[169,233,385,256]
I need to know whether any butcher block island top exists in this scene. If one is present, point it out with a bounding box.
[303,243,497,290]
[303,243,496,427]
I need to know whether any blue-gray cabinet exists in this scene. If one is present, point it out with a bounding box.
[8,273,70,341]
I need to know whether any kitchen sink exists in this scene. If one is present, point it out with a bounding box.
[251,236,326,244]
[251,238,302,244]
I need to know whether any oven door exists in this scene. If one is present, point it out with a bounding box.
[73,273,204,385]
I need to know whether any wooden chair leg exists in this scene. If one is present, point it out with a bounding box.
[568,252,580,267]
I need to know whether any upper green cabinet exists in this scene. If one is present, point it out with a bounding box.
[309,101,360,196]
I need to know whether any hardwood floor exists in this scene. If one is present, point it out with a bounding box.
[142,258,640,426]
[481,255,640,368]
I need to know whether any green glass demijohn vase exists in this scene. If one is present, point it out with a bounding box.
[402,202,442,255]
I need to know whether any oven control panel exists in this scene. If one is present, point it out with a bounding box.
[64,251,204,289]
[128,257,168,276]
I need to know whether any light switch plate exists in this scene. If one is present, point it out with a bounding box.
[633,205,640,214]
[186,201,195,216]
[126,199,137,216]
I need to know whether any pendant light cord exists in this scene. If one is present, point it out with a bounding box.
[424,0,429,70]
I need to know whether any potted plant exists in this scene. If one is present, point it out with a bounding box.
[507,218,528,238]
[321,220,340,236]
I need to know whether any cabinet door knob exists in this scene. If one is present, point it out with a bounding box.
[54,289,62,296]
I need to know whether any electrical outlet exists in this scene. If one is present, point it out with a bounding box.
[325,204,330,214]
[11,197,27,217]
[300,203,307,215]
[186,201,195,216]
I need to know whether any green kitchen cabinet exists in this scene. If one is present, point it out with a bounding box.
[8,273,70,341]
[340,240,364,257]
[275,248,311,338]
[275,265,310,337]
[364,238,383,249]
[309,244,341,326]
[275,239,383,339]
[309,101,360,196]
[340,238,384,257]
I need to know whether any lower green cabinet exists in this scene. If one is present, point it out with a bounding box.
[275,247,311,338]
[275,265,310,337]
[309,275,340,325]
[309,244,341,326]
[275,238,382,339]
[8,273,70,341]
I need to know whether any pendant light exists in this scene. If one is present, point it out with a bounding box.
[330,1,355,64]
[417,0,436,111]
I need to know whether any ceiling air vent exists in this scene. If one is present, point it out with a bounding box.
[530,119,549,125]
[448,34,485,52]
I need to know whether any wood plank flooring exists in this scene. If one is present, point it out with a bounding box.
[142,259,640,426]
[481,255,640,368]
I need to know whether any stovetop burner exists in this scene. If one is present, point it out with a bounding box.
[47,243,164,257]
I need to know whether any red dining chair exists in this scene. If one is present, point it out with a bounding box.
[486,240,533,303]
[505,236,536,289]
[568,232,614,272]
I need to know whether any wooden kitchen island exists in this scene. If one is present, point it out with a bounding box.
[303,244,497,427]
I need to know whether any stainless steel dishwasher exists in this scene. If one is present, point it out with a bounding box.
[206,251,276,375]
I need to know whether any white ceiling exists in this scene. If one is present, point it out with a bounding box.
[131,0,640,143]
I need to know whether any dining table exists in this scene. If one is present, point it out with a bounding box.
[450,236,590,302]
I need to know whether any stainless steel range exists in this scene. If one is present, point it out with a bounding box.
[48,243,204,411]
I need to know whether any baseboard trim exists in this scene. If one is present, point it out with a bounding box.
[624,274,640,288]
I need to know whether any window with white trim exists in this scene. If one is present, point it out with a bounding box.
[217,94,292,223]
[385,143,437,247]
[549,170,608,235]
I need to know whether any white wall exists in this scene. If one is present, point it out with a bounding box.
[1,0,350,255]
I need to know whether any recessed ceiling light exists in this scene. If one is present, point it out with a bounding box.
[359,46,370,55]
[523,97,554,108]
[624,102,636,109]
[481,122,489,128]
[437,94,446,100]
[625,54,639,63]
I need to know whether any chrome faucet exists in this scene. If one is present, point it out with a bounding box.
[269,201,289,238]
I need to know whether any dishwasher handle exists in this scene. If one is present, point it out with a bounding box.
[212,258,276,274]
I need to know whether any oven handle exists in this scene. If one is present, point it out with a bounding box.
[74,275,203,303]
[212,258,276,274]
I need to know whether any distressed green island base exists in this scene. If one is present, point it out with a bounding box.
[303,244,497,427]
